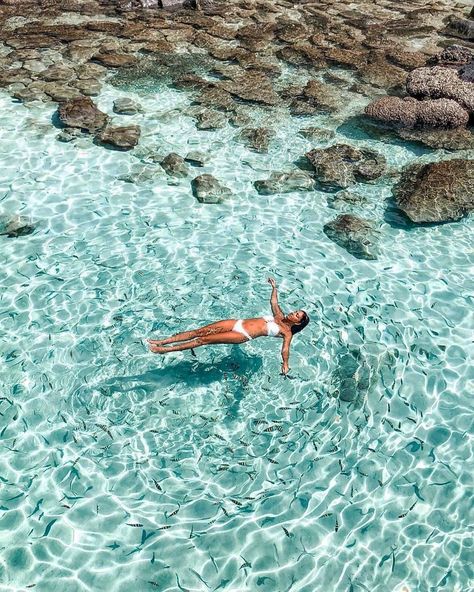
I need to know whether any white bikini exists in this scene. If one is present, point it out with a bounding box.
[233,315,280,340]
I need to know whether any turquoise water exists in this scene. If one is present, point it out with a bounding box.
[0,78,473,592]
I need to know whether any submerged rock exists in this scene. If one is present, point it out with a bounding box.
[57,96,108,133]
[406,66,474,113]
[96,125,140,150]
[365,96,469,129]
[393,159,474,223]
[323,214,379,260]
[298,127,335,141]
[56,128,83,143]
[219,71,280,106]
[192,174,231,203]
[0,215,36,238]
[195,109,226,130]
[113,98,143,115]
[332,347,373,404]
[160,153,189,177]
[305,144,386,190]
[185,151,210,167]
[397,127,474,150]
[327,190,369,210]
[254,171,315,195]
[238,128,275,153]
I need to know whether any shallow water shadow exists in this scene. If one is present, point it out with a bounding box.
[108,347,263,398]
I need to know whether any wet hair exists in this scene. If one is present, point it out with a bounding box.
[291,311,310,335]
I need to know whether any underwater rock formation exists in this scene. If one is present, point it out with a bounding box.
[394,159,474,224]
[96,124,141,150]
[57,96,108,132]
[323,214,380,260]
[191,174,231,203]
[305,144,386,190]
[365,96,469,129]
[254,171,315,195]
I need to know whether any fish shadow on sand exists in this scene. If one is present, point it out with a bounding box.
[106,348,263,416]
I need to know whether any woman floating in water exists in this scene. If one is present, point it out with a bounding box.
[148,278,309,375]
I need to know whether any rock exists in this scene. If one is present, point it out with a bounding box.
[160,153,189,177]
[56,128,83,142]
[287,80,340,116]
[219,71,280,106]
[92,52,138,68]
[365,96,469,129]
[393,159,474,224]
[397,127,474,150]
[73,79,102,96]
[323,214,379,260]
[445,17,474,41]
[191,174,231,203]
[429,45,473,66]
[95,125,140,150]
[113,97,143,115]
[0,215,36,238]
[327,190,369,210]
[118,164,162,184]
[238,128,275,153]
[459,62,474,83]
[298,127,335,141]
[185,151,209,166]
[57,96,108,133]
[305,144,386,190]
[406,66,474,113]
[254,171,315,195]
[195,109,226,130]
[332,347,373,404]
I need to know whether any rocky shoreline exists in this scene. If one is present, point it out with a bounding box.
[0,0,473,256]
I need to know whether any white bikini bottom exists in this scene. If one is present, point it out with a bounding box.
[233,319,252,340]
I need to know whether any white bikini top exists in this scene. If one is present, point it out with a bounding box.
[263,315,281,337]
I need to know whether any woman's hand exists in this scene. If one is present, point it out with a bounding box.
[268,277,276,288]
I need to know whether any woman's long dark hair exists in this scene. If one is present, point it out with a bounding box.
[291,311,310,335]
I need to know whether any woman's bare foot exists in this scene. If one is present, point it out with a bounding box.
[149,343,167,353]
[147,338,165,346]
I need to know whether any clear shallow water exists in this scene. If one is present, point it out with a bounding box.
[0,79,473,592]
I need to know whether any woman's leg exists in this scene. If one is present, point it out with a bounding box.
[148,320,236,346]
[149,331,247,353]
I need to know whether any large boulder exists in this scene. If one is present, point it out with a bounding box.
[254,171,315,195]
[406,66,474,113]
[323,214,380,260]
[305,144,386,190]
[365,96,469,129]
[57,96,108,133]
[191,174,231,203]
[95,125,141,150]
[393,159,474,224]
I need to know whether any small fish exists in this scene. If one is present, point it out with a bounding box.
[167,506,180,518]
[126,523,143,527]
[267,458,279,464]
[263,425,283,433]
[26,586,36,589]
[221,506,229,516]
[147,581,160,588]
[320,512,333,518]
[158,525,171,531]
[152,479,162,492]
[61,504,71,509]
[254,419,268,426]
[214,434,226,441]
[96,424,113,439]
[230,499,242,506]
[335,517,339,532]
[239,439,249,446]
[282,526,293,538]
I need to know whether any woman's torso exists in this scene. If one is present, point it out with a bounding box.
[240,316,282,338]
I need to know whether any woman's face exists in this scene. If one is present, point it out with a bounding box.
[286,310,305,324]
